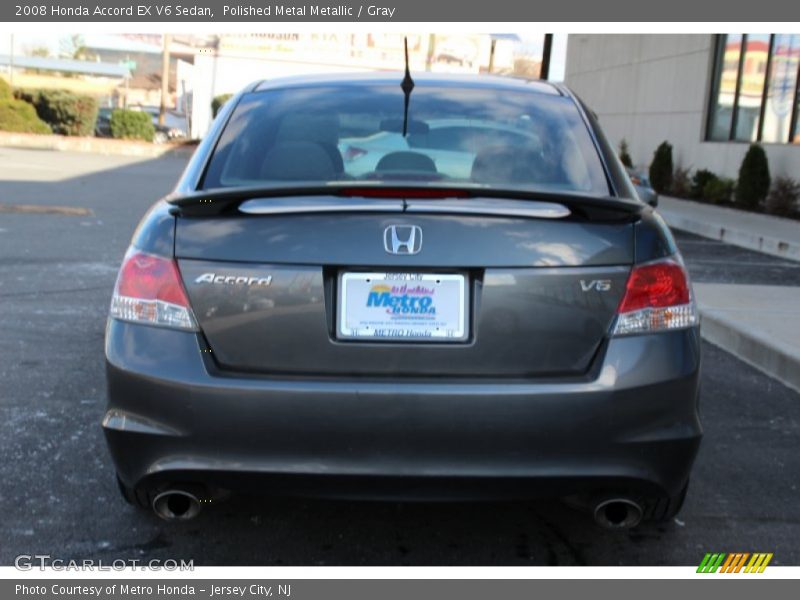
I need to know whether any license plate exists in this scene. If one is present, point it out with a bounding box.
[338,272,467,341]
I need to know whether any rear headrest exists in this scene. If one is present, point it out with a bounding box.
[260,142,336,181]
[471,146,558,185]
[275,114,343,173]
[376,151,437,173]
[276,114,339,145]
[471,146,516,184]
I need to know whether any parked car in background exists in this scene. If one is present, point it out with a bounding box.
[627,167,658,207]
[93,107,114,138]
[104,73,700,529]
[94,106,187,143]
[138,107,188,143]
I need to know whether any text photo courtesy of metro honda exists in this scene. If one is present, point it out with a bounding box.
[104,63,701,528]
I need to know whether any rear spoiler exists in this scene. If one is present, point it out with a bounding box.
[166,184,645,221]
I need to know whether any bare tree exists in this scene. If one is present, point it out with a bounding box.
[59,35,90,60]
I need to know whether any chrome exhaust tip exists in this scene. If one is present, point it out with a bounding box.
[593,498,643,529]
[152,489,202,521]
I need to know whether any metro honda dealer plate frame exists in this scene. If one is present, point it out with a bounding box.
[338,272,468,342]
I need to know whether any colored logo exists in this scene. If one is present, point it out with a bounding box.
[697,552,773,573]
[366,283,436,316]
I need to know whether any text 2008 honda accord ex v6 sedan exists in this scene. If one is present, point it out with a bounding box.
[103,72,701,528]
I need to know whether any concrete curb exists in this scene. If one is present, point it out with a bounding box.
[694,283,800,391]
[659,198,800,263]
[0,131,196,158]
[697,307,800,395]
[694,283,800,394]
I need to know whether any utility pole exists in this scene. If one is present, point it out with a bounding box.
[123,54,130,108]
[159,33,171,126]
[9,34,14,86]
[425,34,436,71]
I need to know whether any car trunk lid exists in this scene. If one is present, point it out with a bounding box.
[174,195,635,378]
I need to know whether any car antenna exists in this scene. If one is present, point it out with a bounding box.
[401,36,415,137]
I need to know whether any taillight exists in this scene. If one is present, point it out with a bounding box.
[109,250,198,330]
[612,258,698,336]
[343,146,367,161]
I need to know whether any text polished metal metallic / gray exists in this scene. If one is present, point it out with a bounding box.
[103,73,701,526]
[384,225,423,255]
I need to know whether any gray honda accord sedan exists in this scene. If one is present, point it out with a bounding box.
[103,73,701,528]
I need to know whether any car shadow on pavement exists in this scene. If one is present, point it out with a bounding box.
[110,494,676,566]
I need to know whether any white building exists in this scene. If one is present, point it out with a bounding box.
[185,33,523,139]
[565,34,800,179]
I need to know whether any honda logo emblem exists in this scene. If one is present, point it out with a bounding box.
[383,225,423,255]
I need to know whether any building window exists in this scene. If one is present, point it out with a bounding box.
[706,34,800,144]
[707,34,742,141]
[765,34,800,143]
[796,92,800,143]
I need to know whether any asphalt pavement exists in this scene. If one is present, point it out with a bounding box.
[1,147,798,566]
[675,230,800,287]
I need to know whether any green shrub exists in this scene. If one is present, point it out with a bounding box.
[703,177,735,205]
[618,139,633,168]
[109,109,154,142]
[735,144,771,209]
[0,78,12,100]
[671,167,692,198]
[211,93,233,118]
[649,141,673,194]
[16,89,98,136]
[0,99,52,134]
[765,176,800,217]
[691,169,718,199]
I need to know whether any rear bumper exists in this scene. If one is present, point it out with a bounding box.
[103,320,702,500]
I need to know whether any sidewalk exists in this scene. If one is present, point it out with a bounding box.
[657,196,800,392]
[659,196,800,262]
[693,284,800,393]
[0,131,196,159]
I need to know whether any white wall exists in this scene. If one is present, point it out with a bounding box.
[565,34,800,179]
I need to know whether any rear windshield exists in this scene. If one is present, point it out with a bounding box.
[201,84,610,195]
